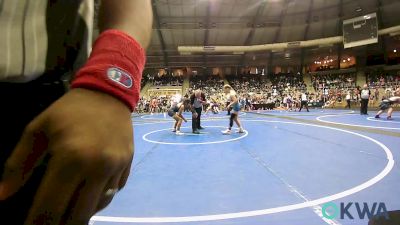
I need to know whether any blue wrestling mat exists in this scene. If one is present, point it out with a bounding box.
[91,110,399,225]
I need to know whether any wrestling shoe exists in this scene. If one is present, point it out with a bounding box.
[222,129,231,135]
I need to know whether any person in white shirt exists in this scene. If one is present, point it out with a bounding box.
[345,91,351,109]
[360,84,371,115]
[298,92,310,112]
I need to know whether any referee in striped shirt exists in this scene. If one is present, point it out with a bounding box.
[0,1,152,224]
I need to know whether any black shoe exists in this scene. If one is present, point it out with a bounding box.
[193,130,200,134]
[198,126,205,130]
[375,115,380,119]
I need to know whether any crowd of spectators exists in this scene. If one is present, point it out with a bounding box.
[148,74,183,86]
[135,70,400,113]
[135,75,225,114]
[226,74,308,110]
[270,73,307,93]
[227,75,272,107]
[311,73,356,91]
[188,76,225,102]
[228,76,269,95]
[135,96,171,114]
[366,71,400,88]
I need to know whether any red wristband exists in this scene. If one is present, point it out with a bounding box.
[71,29,146,111]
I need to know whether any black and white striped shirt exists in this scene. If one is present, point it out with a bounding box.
[0,0,94,83]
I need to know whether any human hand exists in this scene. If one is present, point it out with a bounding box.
[0,88,134,225]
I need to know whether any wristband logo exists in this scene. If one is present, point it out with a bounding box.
[107,68,133,88]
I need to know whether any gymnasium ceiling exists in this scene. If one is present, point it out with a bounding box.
[96,0,400,69]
